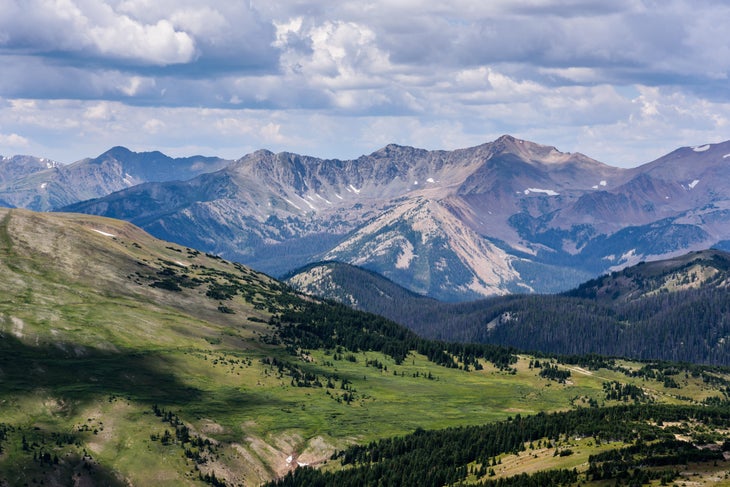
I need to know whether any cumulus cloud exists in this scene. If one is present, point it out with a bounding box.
[0,0,197,65]
[89,17,196,64]
[0,0,276,70]
[274,18,391,90]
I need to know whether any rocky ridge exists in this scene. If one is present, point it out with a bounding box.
[4,135,730,300]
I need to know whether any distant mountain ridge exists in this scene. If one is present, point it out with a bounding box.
[3,135,730,300]
[0,147,230,211]
[63,135,625,299]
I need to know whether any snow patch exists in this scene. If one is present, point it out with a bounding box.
[92,229,115,237]
[688,179,700,189]
[620,249,637,262]
[600,180,607,186]
[298,196,316,210]
[40,157,59,169]
[315,194,332,205]
[524,188,559,196]
[40,182,47,190]
[693,144,710,152]
[283,198,301,211]
[426,177,435,183]
[348,184,361,194]
[723,153,730,159]
[335,193,343,200]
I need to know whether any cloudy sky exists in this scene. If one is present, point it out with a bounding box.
[1,0,729,167]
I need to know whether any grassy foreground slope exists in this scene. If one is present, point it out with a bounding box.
[0,208,729,486]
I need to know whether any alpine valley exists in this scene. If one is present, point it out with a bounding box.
[2,207,730,486]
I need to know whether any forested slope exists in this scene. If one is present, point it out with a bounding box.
[288,251,730,365]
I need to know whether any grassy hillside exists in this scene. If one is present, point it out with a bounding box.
[0,208,729,486]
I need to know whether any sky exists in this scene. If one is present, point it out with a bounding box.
[1,0,729,167]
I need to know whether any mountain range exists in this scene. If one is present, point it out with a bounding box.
[0,147,230,211]
[3,135,730,301]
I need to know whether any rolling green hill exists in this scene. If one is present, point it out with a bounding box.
[1,208,730,486]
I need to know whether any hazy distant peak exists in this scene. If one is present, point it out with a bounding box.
[101,146,134,158]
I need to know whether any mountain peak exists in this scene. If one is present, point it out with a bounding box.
[252,149,275,158]
[102,146,133,158]
[493,134,521,144]
[368,143,426,159]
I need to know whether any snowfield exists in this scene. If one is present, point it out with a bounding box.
[524,188,559,196]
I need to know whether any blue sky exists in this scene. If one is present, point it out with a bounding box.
[1,0,729,167]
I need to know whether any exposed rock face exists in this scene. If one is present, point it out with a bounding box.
[16,135,730,300]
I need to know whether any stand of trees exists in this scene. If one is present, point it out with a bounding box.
[269,299,517,370]
[264,404,730,487]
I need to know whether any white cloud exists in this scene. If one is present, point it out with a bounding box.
[88,17,196,65]
[0,1,729,167]
[0,0,197,65]
[84,102,116,121]
[0,132,30,148]
[143,118,165,134]
[214,115,297,146]
[116,76,156,97]
[169,7,228,37]
[275,18,392,90]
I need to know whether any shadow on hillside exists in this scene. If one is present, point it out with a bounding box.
[0,336,293,483]
[0,335,293,416]
[0,335,201,409]
[0,412,130,486]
